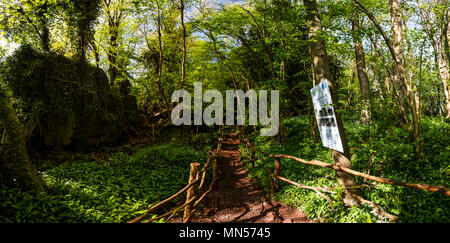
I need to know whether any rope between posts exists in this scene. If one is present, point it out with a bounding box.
[128,127,225,223]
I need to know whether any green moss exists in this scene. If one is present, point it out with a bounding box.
[1,45,138,151]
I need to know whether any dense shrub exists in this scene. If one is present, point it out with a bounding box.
[243,115,450,223]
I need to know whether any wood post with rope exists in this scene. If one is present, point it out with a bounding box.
[183,162,200,223]
[212,158,219,191]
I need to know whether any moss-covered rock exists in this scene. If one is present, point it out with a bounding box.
[1,45,137,151]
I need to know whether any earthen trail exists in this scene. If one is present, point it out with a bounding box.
[185,132,312,223]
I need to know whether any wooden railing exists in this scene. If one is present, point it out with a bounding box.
[242,138,450,222]
[127,127,225,223]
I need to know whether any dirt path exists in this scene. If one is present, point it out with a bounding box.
[185,132,312,223]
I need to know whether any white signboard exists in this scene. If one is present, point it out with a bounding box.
[310,80,344,153]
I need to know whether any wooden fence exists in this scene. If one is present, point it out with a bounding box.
[242,137,450,222]
[128,127,449,223]
[127,127,225,223]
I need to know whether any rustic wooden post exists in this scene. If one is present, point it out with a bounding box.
[212,157,220,190]
[273,158,281,193]
[212,158,218,179]
[183,162,200,223]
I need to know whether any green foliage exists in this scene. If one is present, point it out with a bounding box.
[0,142,207,223]
[0,0,57,51]
[243,115,450,223]
[1,45,133,150]
[61,0,101,58]
[1,0,449,224]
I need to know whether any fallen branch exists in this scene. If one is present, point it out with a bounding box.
[277,176,333,203]
[323,184,372,191]
[352,193,399,222]
[90,154,107,164]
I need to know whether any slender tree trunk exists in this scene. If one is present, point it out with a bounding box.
[367,34,409,123]
[91,40,100,68]
[108,27,118,85]
[41,25,50,52]
[303,0,359,206]
[437,46,450,118]
[106,8,121,86]
[78,21,88,62]
[156,4,170,115]
[389,0,411,127]
[445,10,450,66]
[40,2,50,52]
[307,54,319,143]
[179,0,186,89]
[0,88,45,192]
[417,1,450,118]
[348,64,356,105]
[354,0,423,156]
[208,29,239,89]
[445,8,450,66]
[240,6,274,74]
[351,12,371,124]
[390,0,422,154]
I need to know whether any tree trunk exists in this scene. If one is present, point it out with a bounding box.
[348,64,356,105]
[0,88,45,192]
[388,0,411,127]
[354,0,423,156]
[180,0,186,89]
[240,6,274,74]
[308,61,319,144]
[41,25,50,52]
[108,26,119,85]
[37,2,50,52]
[156,3,170,116]
[303,0,359,206]
[106,4,122,86]
[417,0,450,118]
[367,34,409,123]
[91,40,100,68]
[438,42,450,119]
[78,20,88,62]
[390,0,422,154]
[351,12,371,124]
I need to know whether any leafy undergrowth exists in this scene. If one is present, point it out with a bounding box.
[0,143,207,223]
[242,115,450,223]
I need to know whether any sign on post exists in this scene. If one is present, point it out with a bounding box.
[310,80,344,153]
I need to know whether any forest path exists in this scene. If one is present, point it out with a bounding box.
[185,132,312,223]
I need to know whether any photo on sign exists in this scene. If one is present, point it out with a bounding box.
[318,106,335,118]
[318,117,336,127]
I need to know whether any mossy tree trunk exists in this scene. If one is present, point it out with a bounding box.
[0,88,45,192]
[351,11,371,125]
[179,0,186,89]
[303,0,359,206]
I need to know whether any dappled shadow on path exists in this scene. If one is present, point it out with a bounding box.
[182,132,312,223]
